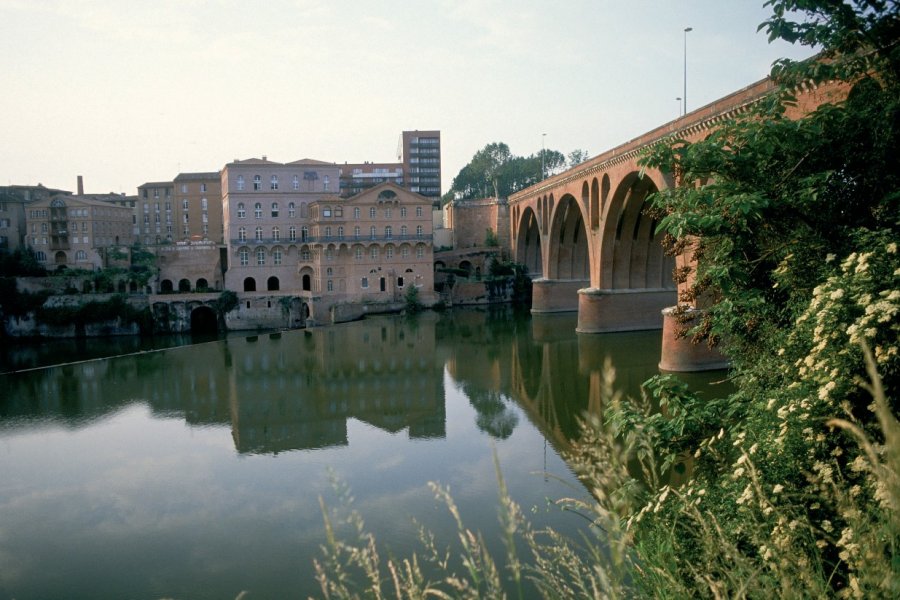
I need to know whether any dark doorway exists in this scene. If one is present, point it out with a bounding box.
[267,276,280,291]
[196,278,209,291]
[160,279,174,293]
[244,277,257,292]
[380,277,386,292]
[178,279,191,292]
[302,274,311,291]
[190,305,218,335]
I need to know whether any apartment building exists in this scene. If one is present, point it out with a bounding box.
[24,195,132,269]
[304,183,435,302]
[136,181,175,245]
[339,130,441,206]
[222,157,342,293]
[173,172,223,244]
[0,185,71,251]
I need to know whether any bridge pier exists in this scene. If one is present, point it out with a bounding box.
[576,288,675,333]
[658,306,729,372]
[531,278,587,313]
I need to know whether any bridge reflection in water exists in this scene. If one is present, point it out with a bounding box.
[0,308,726,457]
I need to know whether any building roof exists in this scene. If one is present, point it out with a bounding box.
[137,181,174,189]
[174,171,220,181]
[285,158,335,166]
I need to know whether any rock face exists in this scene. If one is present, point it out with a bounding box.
[3,294,146,338]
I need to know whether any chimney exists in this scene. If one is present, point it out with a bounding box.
[77,175,84,195]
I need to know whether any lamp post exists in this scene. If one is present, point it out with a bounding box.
[683,27,692,115]
[541,133,547,180]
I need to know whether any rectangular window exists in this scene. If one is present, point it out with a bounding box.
[361,277,368,288]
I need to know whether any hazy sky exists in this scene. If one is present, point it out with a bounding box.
[1,0,815,196]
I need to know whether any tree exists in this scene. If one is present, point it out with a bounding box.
[622,1,900,596]
[567,148,590,168]
[449,143,565,200]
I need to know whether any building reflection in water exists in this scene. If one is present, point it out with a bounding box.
[1,315,447,455]
[1,308,726,458]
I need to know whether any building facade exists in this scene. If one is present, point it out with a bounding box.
[339,130,441,206]
[24,195,133,269]
[0,185,71,252]
[304,184,435,303]
[173,172,223,244]
[136,181,175,245]
[222,157,342,294]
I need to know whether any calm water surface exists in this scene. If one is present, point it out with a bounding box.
[0,308,724,599]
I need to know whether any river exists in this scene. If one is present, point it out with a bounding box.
[0,308,725,599]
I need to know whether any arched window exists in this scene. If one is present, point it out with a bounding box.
[255,226,263,241]
[354,207,360,219]
[267,276,280,291]
[416,225,423,237]
[370,246,378,260]
[272,226,280,241]
[254,203,262,218]
[237,175,245,191]
[355,246,363,260]
[416,245,425,258]
[369,207,377,218]
[354,226,361,238]
[301,226,308,242]
[369,226,376,239]
[237,203,246,218]
[273,247,282,265]
[244,277,256,291]
[325,226,332,237]
[239,248,249,266]
[256,247,266,265]
[253,175,261,191]
[301,248,310,261]
[337,226,344,239]
[289,226,297,242]
[416,206,423,217]
[385,226,392,239]
[270,175,278,190]
[288,202,296,217]
[271,202,279,217]
[238,226,247,242]
[386,246,393,259]
[326,267,333,276]
[400,207,407,218]
[327,280,333,292]
[401,225,408,236]
[325,247,334,261]
[401,245,410,258]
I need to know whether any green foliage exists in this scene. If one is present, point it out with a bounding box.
[449,142,566,200]
[567,148,590,168]
[35,293,147,328]
[484,227,499,247]
[0,248,46,277]
[212,290,238,315]
[0,277,52,317]
[404,284,423,313]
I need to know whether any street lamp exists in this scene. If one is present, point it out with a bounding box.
[541,133,547,180]
[683,27,693,115]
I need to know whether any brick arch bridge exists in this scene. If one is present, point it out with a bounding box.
[509,76,847,371]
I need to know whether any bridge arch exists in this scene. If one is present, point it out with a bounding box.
[546,194,589,280]
[514,206,542,276]
[599,170,674,289]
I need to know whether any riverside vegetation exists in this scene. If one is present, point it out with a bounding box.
[312,2,899,598]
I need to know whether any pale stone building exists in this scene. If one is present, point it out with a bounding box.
[305,183,435,304]
[222,157,342,294]
[24,195,132,269]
